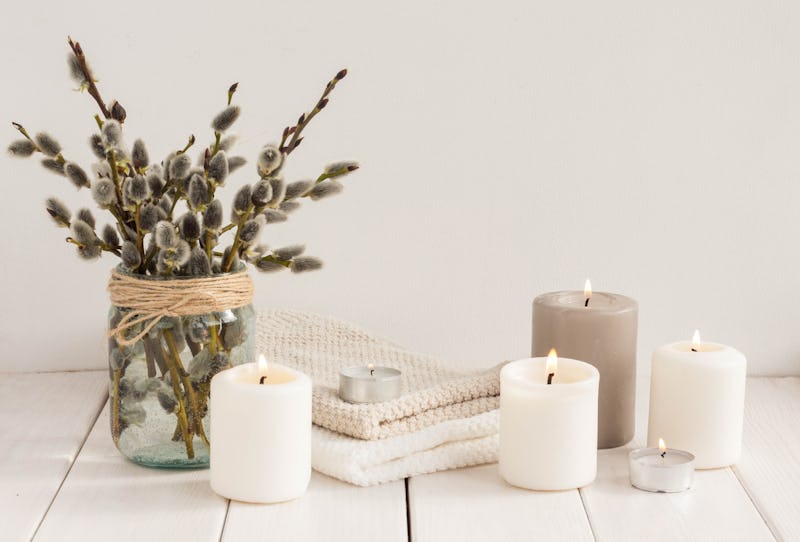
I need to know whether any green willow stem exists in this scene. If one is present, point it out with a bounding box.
[204,230,215,261]
[159,337,194,459]
[11,122,40,150]
[180,371,209,448]
[168,191,181,219]
[111,208,132,243]
[163,328,210,449]
[177,134,196,155]
[111,368,122,444]
[259,254,292,268]
[141,337,158,378]
[65,237,121,257]
[208,327,220,356]
[196,382,211,419]
[221,203,253,272]
[142,244,158,271]
[134,203,145,273]
[171,422,182,443]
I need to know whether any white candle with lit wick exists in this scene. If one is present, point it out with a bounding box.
[499,349,600,490]
[584,278,592,307]
[210,355,312,503]
[647,330,746,469]
[629,437,695,492]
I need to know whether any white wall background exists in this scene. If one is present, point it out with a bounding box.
[1,0,798,375]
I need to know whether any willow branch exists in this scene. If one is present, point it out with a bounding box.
[280,69,347,156]
[67,37,112,119]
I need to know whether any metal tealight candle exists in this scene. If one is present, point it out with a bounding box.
[338,363,402,403]
[629,438,695,493]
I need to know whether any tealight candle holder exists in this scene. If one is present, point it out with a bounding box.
[338,364,402,403]
[629,439,695,493]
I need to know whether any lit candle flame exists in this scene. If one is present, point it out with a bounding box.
[692,329,701,350]
[658,438,666,453]
[584,279,592,299]
[257,354,268,384]
[367,363,374,370]
[546,348,558,376]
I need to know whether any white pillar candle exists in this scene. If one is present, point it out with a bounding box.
[499,351,600,490]
[210,356,312,503]
[647,331,747,469]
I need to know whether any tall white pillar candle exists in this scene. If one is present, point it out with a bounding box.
[210,357,312,503]
[647,331,746,469]
[499,352,600,490]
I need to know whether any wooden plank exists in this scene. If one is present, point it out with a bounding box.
[580,376,774,542]
[734,377,800,542]
[222,472,407,542]
[12,372,799,542]
[408,464,593,542]
[0,371,106,542]
[33,404,228,542]
[583,447,773,541]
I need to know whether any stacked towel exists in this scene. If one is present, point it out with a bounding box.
[256,309,501,486]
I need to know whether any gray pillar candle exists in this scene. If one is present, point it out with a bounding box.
[532,284,638,449]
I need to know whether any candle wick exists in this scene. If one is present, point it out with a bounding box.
[259,376,267,384]
[370,368,375,376]
[584,297,589,307]
[691,348,697,352]
[547,372,554,385]
[660,451,666,459]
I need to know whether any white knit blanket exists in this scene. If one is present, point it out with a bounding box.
[312,411,499,486]
[256,309,500,486]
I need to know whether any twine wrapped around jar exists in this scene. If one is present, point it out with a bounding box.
[107,268,255,346]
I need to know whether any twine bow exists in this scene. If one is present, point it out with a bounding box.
[107,268,255,346]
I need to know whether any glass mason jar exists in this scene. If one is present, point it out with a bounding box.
[107,268,255,468]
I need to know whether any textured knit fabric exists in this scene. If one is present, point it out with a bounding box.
[256,309,502,440]
[312,410,499,486]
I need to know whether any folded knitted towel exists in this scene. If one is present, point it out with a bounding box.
[312,410,499,486]
[256,309,501,440]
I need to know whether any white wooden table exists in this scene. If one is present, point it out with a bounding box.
[2,372,798,542]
